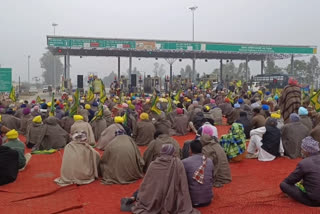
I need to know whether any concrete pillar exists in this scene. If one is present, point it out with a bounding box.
[170,63,173,89]
[245,57,248,81]
[118,56,121,81]
[192,57,196,82]
[220,59,223,83]
[129,53,132,88]
[261,60,264,75]
[291,54,294,75]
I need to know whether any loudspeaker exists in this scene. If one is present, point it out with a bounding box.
[131,74,137,87]
[77,75,84,88]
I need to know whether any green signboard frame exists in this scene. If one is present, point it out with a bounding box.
[0,68,12,92]
[47,36,317,55]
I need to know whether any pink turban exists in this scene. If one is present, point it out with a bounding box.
[176,108,183,115]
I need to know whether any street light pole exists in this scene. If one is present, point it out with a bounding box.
[52,23,58,89]
[28,55,31,84]
[189,6,197,83]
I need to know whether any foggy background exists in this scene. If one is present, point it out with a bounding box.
[1,0,319,83]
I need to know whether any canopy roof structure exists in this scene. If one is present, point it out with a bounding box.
[47,35,317,61]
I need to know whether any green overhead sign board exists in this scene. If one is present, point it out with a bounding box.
[48,37,317,55]
[0,68,12,92]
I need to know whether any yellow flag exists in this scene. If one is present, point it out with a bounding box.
[310,90,320,112]
[151,95,161,115]
[9,86,16,102]
[86,86,94,102]
[236,80,242,88]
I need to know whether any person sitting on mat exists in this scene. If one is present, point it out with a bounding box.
[3,129,31,171]
[131,144,200,214]
[55,131,100,186]
[182,140,213,207]
[0,145,19,185]
[280,136,320,207]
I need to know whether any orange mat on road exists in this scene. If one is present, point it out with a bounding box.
[0,126,319,214]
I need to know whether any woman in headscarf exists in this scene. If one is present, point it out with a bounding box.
[247,118,283,161]
[55,131,100,186]
[219,123,247,162]
[100,130,144,185]
[132,144,200,214]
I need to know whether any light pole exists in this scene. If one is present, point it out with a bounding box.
[28,55,31,84]
[189,6,197,83]
[52,23,58,89]
[189,6,197,41]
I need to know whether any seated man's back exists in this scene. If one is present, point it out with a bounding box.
[182,140,213,207]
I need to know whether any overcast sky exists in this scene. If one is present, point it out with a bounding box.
[1,0,319,83]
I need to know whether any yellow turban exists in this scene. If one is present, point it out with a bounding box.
[68,97,73,101]
[73,115,84,121]
[258,90,263,95]
[6,129,18,139]
[32,115,42,123]
[271,113,281,119]
[47,102,52,107]
[85,104,91,110]
[205,106,210,111]
[127,100,132,104]
[0,115,2,122]
[140,113,149,120]
[114,116,124,123]
[247,91,252,95]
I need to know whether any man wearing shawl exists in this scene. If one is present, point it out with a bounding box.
[280,136,320,207]
[298,107,312,132]
[60,115,75,134]
[281,113,309,159]
[154,112,175,136]
[55,131,100,186]
[26,116,46,149]
[197,125,232,187]
[182,140,214,206]
[96,116,126,150]
[70,115,95,146]
[219,123,247,162]
[226,103,241,125]
[33,116,68,150]
[1,110,21,130]
[218,98,233,116]
[90,112,107,142]
[20,108,32,135]
[100,131,144,184]
[132,144,200,214]
[143,130,181,173]
[236,111,252,139]
[133,113,156,146]
[173,108,189,136]
[279,78,301,124]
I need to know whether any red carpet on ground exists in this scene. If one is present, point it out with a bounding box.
[0,126,319,214]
